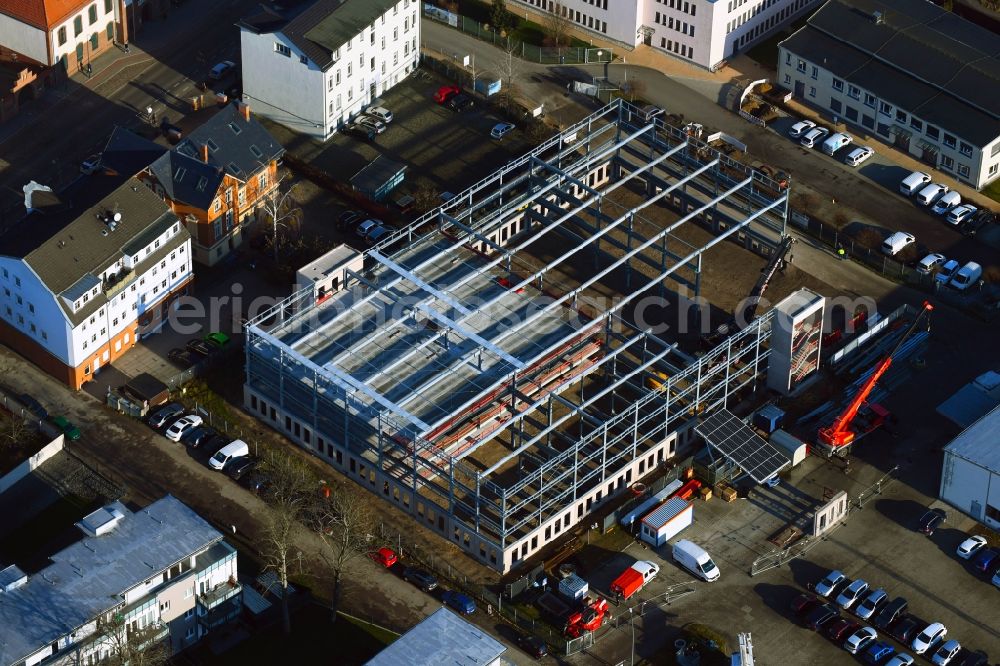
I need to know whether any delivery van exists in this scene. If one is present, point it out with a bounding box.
[672,539,720,582]
[209,439,250,470]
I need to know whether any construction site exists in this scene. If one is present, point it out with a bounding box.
[242,99,838,573]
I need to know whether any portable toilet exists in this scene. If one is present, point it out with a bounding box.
[640,497,693,547]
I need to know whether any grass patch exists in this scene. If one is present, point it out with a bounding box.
[982,178,1000,205]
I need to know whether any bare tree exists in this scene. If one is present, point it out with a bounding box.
[0,411,33,448]
[544,3,573,49]
[96,615,169,666]
[259,450,315,635]
[258,174,303,262]
[622,77,647,103]
[493,41,525,112]
[310,483,376,623]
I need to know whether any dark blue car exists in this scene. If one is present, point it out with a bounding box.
[972,547,1000,573]
[864,640,894,664]
[441,590,476,615]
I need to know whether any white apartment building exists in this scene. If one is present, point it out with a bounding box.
[0,176,192,389]
[0,496,241,666]
[778,0,1000,190]
[510,0,819,70]
[0,0,127,72]
[239,0,421,140]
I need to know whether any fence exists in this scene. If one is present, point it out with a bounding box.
[422,5,614,64]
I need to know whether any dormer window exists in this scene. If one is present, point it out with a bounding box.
[206,139,219,152]
[228,123,242,135]
[174,167,187,182]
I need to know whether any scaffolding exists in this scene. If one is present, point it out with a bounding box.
[244,99,790,572]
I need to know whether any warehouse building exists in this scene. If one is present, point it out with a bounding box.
[940,405,1000,530]
[244,100,800,573]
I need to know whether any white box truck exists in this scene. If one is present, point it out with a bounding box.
[672,539,720,582]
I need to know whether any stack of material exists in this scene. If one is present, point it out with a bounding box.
[717,484,738,502]
[699,486,713,501]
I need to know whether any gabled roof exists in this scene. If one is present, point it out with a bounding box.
[99,127,168,177]
[150,103,284,210]
[0,0,89,31]
[781,0,1000,147]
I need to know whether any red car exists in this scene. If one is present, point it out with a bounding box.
[825,618,861,642]
[790,593,821,616]
[371,547,398,568]
[434,84,461,104]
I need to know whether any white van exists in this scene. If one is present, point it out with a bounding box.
[209,439,250,470]
[821,132,852,156]
[881,231,915,256]
[899,171,931,196]
[672,539,720,582]
[949,261,982,291]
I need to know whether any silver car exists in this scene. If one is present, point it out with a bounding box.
[835,578,869,609]
[814,569,846,598]
[855,588,887,620]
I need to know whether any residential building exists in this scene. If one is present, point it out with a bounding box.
[0,0,127,75]
[0,495,242,666]
[940,405,1000,531]
[778,0,1000,190]
[141,102,284,266]
[0,175,192,389]
[508,0,819,70]
[238,0,421,140]
[366,608,507,666]
[0,44,51,123]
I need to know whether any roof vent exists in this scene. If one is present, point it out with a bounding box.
[77,504,128,537]
[872,10,884,23]
[0,564,28,593]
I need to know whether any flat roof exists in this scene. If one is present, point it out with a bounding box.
[944,404,1000,472]
[0,496,223,666]
[365,607,505,666]
[297,244,360,282]
[642,496,691,529]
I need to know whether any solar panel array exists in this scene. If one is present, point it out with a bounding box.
[696,409,790,483]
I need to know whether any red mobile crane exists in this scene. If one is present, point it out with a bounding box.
[816,301,933,452]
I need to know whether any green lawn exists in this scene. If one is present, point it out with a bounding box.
[983,178,1000,205]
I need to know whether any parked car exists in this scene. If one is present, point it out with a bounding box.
[343,123,376,141]
[916,253,946,275]
[205,332,230,348]
[165,414,203,442]
[915,183,949,206]
[882,231,915,256]
[18,393,48,419]
[873,597,908,630]
[337,210,362,232]
[193,432,228,452]
[357,115,387,134]
[209,440,249,470]
[886,654,915,666]
[865,641,896,664]
[180,426,214,447]
[148,403,184,429]
[949,261,982,291]
[517,634,548,659]
[441,590,476,615]
[932,640,962,666]
[844,626,878,655]
[80,155,101,175]
[889,616,923,645]
[814,570,846,598]
[489,121,516,141]
[805,603,840,631]
[167,348,199,368]
[856,588,888,620]
[956,535,988,559]
[365,226,391,246]
[952,649,988,666]
[800,126,830,148]
[825,618,861,643]
[367,106,393,123]
[935,259,960,285]
[434,84,461,104]
[446,93,474,112]
[372,547,398,568]
[917,508,945,535]
[224,456,257,480]
[186,338,217,357]
[208,60,236,80]
[845,146,874,167]
[836,578,869,609]
[931,190,961,215]
[900,171,932,196]
[911,622,947,655]
[51,416,81,440]
[959,209,990,236]
[402,567,438,592]
[946,204,977,226]
[972,547,1000,573]
[787,119,816,138]
[356,219,381,238]
[790,593,821,616]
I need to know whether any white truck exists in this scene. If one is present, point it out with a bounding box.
[672,539,720,582]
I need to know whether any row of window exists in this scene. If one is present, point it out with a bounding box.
[518,0,608,34]
[657,0,697,17]
[660,37,694,60]
[655,12,695,37]
[729,0,809,36]
[56,0,114,46]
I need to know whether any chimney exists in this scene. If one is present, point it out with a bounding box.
[200,143,209,163]
[240,102,251,122]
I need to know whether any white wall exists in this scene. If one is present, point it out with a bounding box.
[0,13,48,63]
[50,0,118,68]
[940,452,997,527]
[0,258,72,364]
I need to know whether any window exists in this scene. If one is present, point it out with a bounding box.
[909,118,922,132]
[989,163,998,176]
[958,164,970,178]
[941,155,954,170]
[370,56,375,71]
[943,133,957,149]
[832,78,843,91]
[74,16,83,36]
[214,199,221,213]
[88,4,97,24]
[300,55,308,64]
[959,142,973,157]
[848,85,860,100]
[926,125,940,140]
[879,101,892,116]
[808,86,816,98]
[105,0,112,12]
[811,66,818,79]
[258,172,268,189]
[785,52,792,66]
[895,109,907,123]
[863,93,876,108]
[58,27,67,46]
[347,63,352,76]
[106,21,113,39]
[393,27,398,40]
[274,42,291,57]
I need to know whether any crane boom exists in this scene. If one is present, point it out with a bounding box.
[817,301,933,448]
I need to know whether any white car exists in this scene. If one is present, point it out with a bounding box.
[886,655,915,666]
[911,622,947,654]
[164,415,203,442]
[490,122,516,140]
[855,588,887,620]
[814,569,846,597]
[956,535,988,559]
[788,119,816,139]
[946,204,977,226]
[916,183,949,206]
[80,155,101,174]
[931,639,961,666]
[916,253,946,275]
[845,146,874,167]
[800,127,830,148]
[209,60,235,80]
[844,626,877,654]
[358,115,387,134]
[931,191,961,215]
[935,259,960,285]
[836,578,869,609]
[367,106,393,123]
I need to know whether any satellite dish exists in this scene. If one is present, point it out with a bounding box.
[113,212,122,222]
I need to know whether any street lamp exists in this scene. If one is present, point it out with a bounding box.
[629,607,635,666]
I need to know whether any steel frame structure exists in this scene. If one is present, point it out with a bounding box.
[244,100,789,572]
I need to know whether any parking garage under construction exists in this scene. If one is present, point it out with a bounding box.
[243,100,805,572]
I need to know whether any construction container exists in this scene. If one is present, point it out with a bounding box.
[558,574,589,601]
[753,404,785,433]
[619,479,683,527]
[640,497,693,547]
[770,429,808,467]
